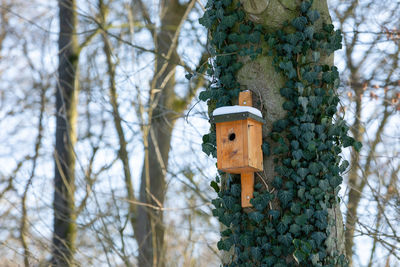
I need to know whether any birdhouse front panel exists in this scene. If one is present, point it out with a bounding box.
[216,119,247,172]
[215,117,263,173]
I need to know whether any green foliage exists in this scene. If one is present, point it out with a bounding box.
[198,0,358,266]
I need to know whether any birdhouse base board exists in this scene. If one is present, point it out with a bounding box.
[220,166,262,174]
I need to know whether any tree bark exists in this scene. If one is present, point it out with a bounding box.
[52,0,79,265]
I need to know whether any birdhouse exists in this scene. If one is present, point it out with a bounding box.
[212,91,264,207]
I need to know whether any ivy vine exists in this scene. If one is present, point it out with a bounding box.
[195,0,361,266]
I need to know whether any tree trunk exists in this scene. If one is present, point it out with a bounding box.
[201,0,346,266]
[52,0,78,265]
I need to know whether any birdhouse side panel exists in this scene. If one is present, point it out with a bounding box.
[216,120,248,172]
[247,119,263,171]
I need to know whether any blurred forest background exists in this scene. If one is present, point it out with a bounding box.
[0,0,399,266]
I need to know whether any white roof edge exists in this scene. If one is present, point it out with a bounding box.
[212,105,263,118]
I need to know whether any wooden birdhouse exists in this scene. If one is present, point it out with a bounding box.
[212,91,264,207]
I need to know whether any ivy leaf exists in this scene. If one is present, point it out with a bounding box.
[265,226,275,236]
[293,250,306,264]
[222,195,236,210]
[273,119,289,132]
[297,168,309,178]
[211,197,222,208]
[240,23,251,33]
[307,10,320,23]
[239,250,249,261]
[278,233,293,246]
[276,222,287,238]
[323,23,335,33]
[280,87,293,98]
[278,190,293,207]
[300,122,315,132]
[300,1,312,13]
[295,214,308,226]
[289,224,301,236]
[202,142,215,156]
[240,234,253,247]
[217,238,233,251]
[314,210,327,221]
[262,141,271,156]
[210,181,220,192]
[249,211,265,223]
[230,183,241,197]
[318,179,330,191]
[221,14,238,28]
[224,43,239,53]
[303,71,318,83]
[301,240,313,254]
[292,16,308,31]
[199,12,215,29]
[302,224,314,235]
[329,175,342,188]
[342,135,355,147]
[339,160,350,173]
[290,126,301,138]
[251,246,262,261]
[306,175,317,187]
[322,71,335,83]
[312,51,320,62]
[298,96,308,111]
[298,186,306,199]
[309,96,322,108]
[216,8,224,19]
[269,210,280,220]
[212,207,224,218]
[316,220,328,230]
[264,256,277,266]
[222,0,232,6]
[253,195,269,211]
[311,232,327,246]
[290,202,302,214]
[309,162,320,174]
[286,33,300,45]
[283,43,294,55]
[302,131,315,142]
[283,100,296,111]
[304,26,314,39]
[273,176,283,189]
[221,228,232,237]
[220,213,233,226]
[228,33,239,42]
[199,90,211,101]
[291,140,300,150]
[354,141,362,152]
[249,31,261,43]
[279,60,294,72]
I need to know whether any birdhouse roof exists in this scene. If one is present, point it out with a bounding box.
[211,105,264,124]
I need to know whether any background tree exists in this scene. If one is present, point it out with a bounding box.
[332,1,400,266]
[52,0,79,265]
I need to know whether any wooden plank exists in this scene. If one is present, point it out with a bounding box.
[239,91,252,106]
[241,172,254,208]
